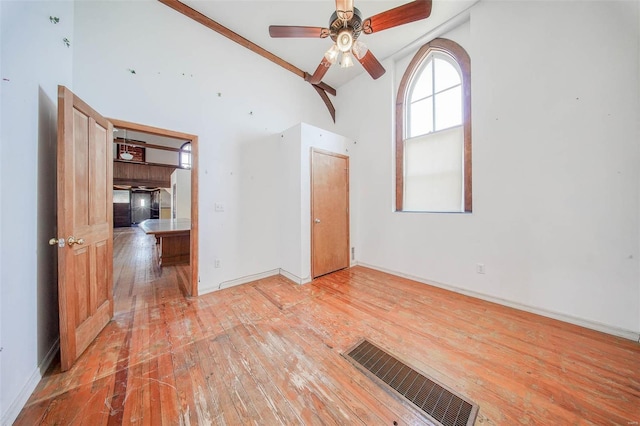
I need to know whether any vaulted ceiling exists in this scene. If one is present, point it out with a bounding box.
[175,0,477,89]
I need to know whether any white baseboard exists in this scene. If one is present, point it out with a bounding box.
[200,268,281,294]
[200,268,313,294]
[356,262,640,342]
[279,269,311,285]
[2,339,59,426]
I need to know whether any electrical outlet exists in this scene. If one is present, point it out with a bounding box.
[215,203,224,212]
[476,263,485,274]
[215,259,221,268]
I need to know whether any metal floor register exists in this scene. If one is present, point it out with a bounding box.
[344,339,479,426]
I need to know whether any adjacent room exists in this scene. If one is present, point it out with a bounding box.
[112,126,195,283]
[1,0,639,424]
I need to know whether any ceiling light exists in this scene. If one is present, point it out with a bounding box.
[324,44,339,64]
[336,29,353,53]
[120,129,134,160]
[340,51,354,68]
[120,149,133,161]
[352,40,368,60]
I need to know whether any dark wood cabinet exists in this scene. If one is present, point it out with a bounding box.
[113,203,131,228]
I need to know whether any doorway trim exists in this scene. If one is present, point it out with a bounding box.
[108,118,199,297]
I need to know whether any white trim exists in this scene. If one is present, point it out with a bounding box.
[199,269,281,294]
[200,269,313,295]
[356,262,640,342]
[279,269,311,285]
[2,339,59,426]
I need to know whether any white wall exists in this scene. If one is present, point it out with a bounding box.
[145,136,183,165]
[70,1,336,294]
[160,188,171,219]
[170,168,191,219]
[0,0,338,421]
[2,0,638,423]
[230,133,281,285]
[278,125,303,281]
[146,148,179,165]
[278,123,354,283]
[299,123,354,280]
[0,1,4,418]
[336,0,640,338]
[0,1,74,424]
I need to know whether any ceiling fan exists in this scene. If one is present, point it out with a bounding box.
[269,0,432,85]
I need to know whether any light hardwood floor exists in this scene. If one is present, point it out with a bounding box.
[15,227,640,425]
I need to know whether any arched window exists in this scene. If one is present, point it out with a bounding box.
[180,142,192,169]
[396,38,471,212]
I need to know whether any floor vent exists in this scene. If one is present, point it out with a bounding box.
[344,339,479,426]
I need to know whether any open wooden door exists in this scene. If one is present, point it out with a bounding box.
[311,148,349,278]
[52,86,113,371]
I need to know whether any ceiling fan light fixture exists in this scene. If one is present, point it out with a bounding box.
[269,0,432,85]
[352,40,368,60]
[340,51,354,68]
[336,28,353,52]
[324,43,340,64]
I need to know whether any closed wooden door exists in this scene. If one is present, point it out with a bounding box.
[311,149,349,278]
[55,86,113,371]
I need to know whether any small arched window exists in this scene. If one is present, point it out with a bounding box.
[396,38,471,213]
[180,142,192,169]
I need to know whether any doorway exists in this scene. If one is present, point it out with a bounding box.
[109,118,199,296]
[131,191,151,224]
[310,148,349,279]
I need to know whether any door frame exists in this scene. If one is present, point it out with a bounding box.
[108,118,199,296]
[310,147,350,279]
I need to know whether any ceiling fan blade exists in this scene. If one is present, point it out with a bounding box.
[335,0,354,21]
[308,56,333,85]
[356,49,386,80]
[363,0,432,34]
[269,26,330,38]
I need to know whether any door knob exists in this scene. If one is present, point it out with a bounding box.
[67,236,85,246]
[49,237,65,248]
[314,218,321,223]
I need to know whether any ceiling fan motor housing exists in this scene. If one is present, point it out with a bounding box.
[329,7,363,45]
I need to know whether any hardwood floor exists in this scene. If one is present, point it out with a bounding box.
[15,227,640,425]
